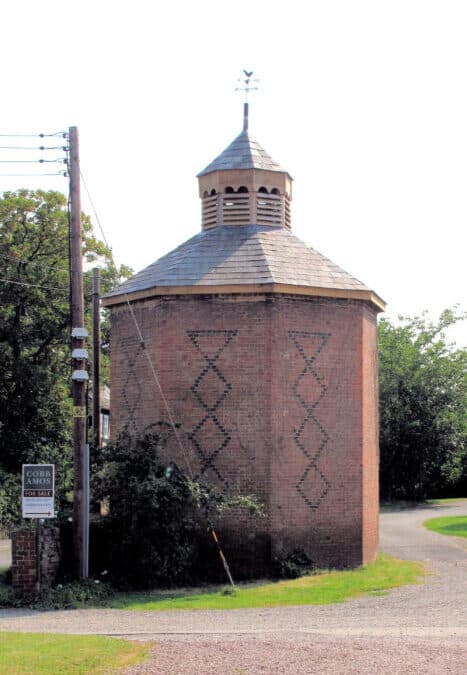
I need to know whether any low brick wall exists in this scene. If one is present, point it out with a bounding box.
[11,525,61,595]
[39,525,61,590]
[12,529,38,595]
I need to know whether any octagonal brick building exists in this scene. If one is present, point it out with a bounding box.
[103,105,385,575]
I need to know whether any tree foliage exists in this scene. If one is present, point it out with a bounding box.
[0,189,131,527]
[91,428,263,588]
[91,429,203,587]
[379,309,466,500]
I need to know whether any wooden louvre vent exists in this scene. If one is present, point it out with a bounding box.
[222,192,250,225]
[202,192,218,230]
[256,190,283,228]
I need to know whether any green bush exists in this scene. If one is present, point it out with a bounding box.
[0,579,114,610]
[91,428,263,589]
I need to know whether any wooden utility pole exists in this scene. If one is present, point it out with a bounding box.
[92,268,101,449]
[69,126,88,579]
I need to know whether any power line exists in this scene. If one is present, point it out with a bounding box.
[80,168,195,479]
[79,170,111,250]
[0,159,67,164]
[0,172,67,177]
[0,132,67,138]
[0,252,69,273]
[0,133,68,178]
[0,146,68,151]
[0,277,69,293]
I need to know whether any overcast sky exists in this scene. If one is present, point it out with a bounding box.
[1,0,465,344]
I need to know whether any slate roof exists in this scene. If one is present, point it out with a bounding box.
[197,130,284,176]
[104,225,372,299]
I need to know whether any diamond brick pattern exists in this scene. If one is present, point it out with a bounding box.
[119,337,144,434]
[187,329,237,489]
[289,330,331,510]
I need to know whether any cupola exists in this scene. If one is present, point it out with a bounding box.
[198,103,292,230]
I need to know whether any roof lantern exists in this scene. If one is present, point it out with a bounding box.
[102,73,385,313]
[197,76,292,231]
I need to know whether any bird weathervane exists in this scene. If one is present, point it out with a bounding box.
[235,70,259,132]
[235,70,259,103]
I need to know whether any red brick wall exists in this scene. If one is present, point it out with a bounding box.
[12,529,38,595]
[11,527,61,595]
[109,294,379,572]
[361,305,379,563]
[270,298,367,568]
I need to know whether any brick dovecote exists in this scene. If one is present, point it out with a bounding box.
[109,293,379,574]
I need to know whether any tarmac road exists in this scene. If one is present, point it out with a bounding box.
[380,500,467,562]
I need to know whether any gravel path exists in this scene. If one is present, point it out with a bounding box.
[125,637,466,674]
[1,501,466,673]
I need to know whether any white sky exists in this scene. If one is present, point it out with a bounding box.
[1,0,466,345]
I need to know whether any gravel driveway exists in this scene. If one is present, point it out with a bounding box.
[1,501,466,673]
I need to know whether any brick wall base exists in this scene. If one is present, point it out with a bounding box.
[12,529,38,595]
[12,526,61,595]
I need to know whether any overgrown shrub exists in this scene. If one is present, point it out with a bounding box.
[91,427,263,588]
[0,579,114,610]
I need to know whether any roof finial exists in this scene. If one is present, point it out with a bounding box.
[235,70,258,133]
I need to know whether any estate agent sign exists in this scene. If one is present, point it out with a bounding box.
[22,464,55,518]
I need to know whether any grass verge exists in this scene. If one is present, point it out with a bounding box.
[423,515,467,539]
[427,498,467,505]
[0,633,150,674]
[110,553,424,611]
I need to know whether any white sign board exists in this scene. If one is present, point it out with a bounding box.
[22,464,55,518]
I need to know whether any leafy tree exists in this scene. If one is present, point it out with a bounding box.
[379,308,466,501]
[0,189,131,527]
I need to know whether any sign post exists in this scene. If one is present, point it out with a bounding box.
[22,464,55,519]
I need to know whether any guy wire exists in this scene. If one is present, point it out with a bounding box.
[81,168,235,586]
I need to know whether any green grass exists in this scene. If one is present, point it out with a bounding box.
[110,553,424,611]
[427,497,467,505]
[423,515,467,539]
[0,632,150,674]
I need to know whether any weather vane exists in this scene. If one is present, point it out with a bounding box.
[235,70,259,132]
[235,70,259,103]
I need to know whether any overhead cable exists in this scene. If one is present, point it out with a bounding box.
[0,172,67,177]
[0,132,67,138]
[0,277,68,293]
[0,146,67,151]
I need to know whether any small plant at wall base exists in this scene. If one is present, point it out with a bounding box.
[91,427,264,589]
[272,549,315,579]
[0,578,114,610]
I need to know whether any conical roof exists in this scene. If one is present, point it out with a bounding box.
[103,225,384,310]
[197,129,285,176]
